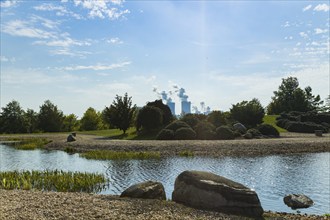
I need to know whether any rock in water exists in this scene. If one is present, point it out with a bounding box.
[67,134,76,142]
[172,170,264,218]
[120,181,166,200]
[284,194,314,209]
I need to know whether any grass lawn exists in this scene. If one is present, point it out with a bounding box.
[263,115,287,133]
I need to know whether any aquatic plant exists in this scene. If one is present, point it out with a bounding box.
[5,138,51,150]
[178,150,194,157]
[80,150,161,160]
[0,170,108,193]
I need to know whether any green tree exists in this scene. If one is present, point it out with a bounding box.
[38,100,64,132]
[207,110,228,127]
[103,93,136,134]
[146,99,173,125]
[80,108,102,131]
[230,98,264,128]
[62,114,79,132]
[0,100,26,133]
[267,77,323,114]
[136,106,163,131]
[24,108,38,133]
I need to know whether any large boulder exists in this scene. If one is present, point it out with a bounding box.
[233,123,247,134]
[172,171,264,218]
[120,181,166,200]
[284,194,314,209]
[67,134,76,142]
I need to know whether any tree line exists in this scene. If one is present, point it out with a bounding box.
[0,77,329,134]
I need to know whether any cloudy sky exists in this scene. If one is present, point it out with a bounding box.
[1,0,329,117]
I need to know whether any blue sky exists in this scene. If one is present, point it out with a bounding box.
[1,0,329,117]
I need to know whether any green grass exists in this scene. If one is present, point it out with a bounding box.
[80,150,161,160]
[0,170,108,193]
[79,127,138,139]
[263,115,287,133]
[178,150,194,157]
[4,138,52,150]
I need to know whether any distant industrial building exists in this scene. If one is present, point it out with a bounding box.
[181,100,191,115]
[167,98,175,115]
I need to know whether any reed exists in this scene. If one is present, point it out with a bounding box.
[80,150,161,160]
[178,150,194,157]
[6,138,51,150]
[0,170,108,193]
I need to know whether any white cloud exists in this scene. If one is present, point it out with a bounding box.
[2,20,56,39]
[302,4,312,12]
[50,48,91,57]
[34,3,83,20]
[107,37,123,44]
[63,61,131,71]
[299,32,308,39]
[73,0,130,20]
[0,56,15,63]
[0,0,18,8]
[314,4,329,12]
[34,37,91,47]
[314,28,328,34]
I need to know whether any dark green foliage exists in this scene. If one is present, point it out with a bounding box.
[103,93,136,134]
[156,129,174,140]
[267,77,323,114]
[276,119,291,129]
[0,100,26,133]
[230,98,265,128]
[215,126,235,140]
[38,100,64,132]
[257,124,279,137]
[164,120,191,131]
[207,110,228,127]
[136,106,163,130]
[24,109,39,133]
[146,99,173,125]
[80,107,103,131]
[174,127,196,140]
[286,121,327,133]
[194,121,216,140]
[246,128,263,138]
[181,113,200,128]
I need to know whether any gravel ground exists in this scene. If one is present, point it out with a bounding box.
[1,190,329,220]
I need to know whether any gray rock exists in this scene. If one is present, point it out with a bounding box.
[284,194,314,209]
[120,181,166,200]
[233,123,247,134]
[67,134,76,142]
[172,170,264,218]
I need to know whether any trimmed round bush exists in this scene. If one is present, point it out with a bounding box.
[247,128,263,138]
[174,127,196,140]
[276,119,290,129]
[286,121,327,133]
[215,126,235,140]
[136,106,163,130]
[156,129,174,140]
[257,124,279,137]
[194,121,216,140]
[181,114,200,128]
[165,120,191,131]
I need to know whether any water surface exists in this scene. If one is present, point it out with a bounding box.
[1,144,329,214]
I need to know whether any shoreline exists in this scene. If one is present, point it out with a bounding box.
[1,132,329,157]
[1,190,328,220]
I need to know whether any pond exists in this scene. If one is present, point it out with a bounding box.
[1,144,329,215]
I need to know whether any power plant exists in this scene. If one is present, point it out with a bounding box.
[154,85,210,116]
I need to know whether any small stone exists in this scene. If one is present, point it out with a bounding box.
[284,194,314,209]
[67,134,76,142]
[120,181,166,200]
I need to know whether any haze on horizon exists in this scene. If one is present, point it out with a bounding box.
[1,0,329,117]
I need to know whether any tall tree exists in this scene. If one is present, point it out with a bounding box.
[62,113,79,132]
[38,100,64,132]
[24,108,38,133]
[80,107,102,131]
[267,77,323,114]
[103,93,136,134]
[0,100,26,133]
[146,99,173,125]
[230,98,264,128]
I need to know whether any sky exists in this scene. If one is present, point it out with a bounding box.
[1,0,329,117]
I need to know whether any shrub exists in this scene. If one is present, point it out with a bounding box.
[136,106,163,130]
[156,129,174,140]
[247,128,263,138]
[165,120,191,131]
[174,127,196,140]
[257,124,279,137]
[276,119,291,129]
[146,99,173,125]
[194,121,216,140]
[286,121,327,133]
[215,126,235,140]
[181,114,200,128]
[207,110,228,127]
[232,122,247,134]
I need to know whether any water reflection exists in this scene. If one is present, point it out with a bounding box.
[0,144,329,215]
